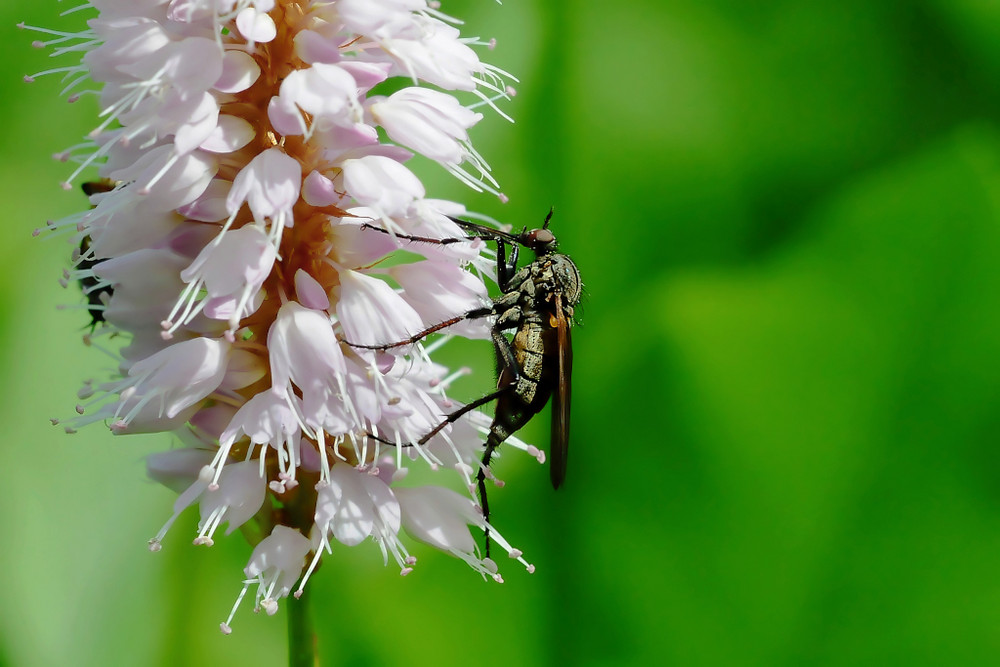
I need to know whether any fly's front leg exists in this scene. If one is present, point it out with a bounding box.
[359,222,470,246]
[343,305,494,350]
[494,237,519,291]
[496,266,532,303]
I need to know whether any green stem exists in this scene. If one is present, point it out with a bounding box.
[288,585,318,667]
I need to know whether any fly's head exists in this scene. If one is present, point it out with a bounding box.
[517,227,558,256]
[516,208,559,256]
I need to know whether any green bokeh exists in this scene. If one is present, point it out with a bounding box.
[4,1,1000,665]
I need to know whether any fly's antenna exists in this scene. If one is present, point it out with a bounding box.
[543,207,554,229]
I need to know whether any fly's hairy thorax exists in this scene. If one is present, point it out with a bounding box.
[528,253,582,315]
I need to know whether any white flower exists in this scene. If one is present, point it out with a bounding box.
[215,391,302,492]
[226,148,302,228]
[390,259,491,339]
[267,301,347,404]
[105,337,231,432]
[370,87,495,189]
[276,63,367,134]
[221,525,312,634]
[176,224,276,336]
[341,155,426,219]
[195,460,270,546]
[396,484,534,582]
[29,0,537,634]
[335,269,424,347]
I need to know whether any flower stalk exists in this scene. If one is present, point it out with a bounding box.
[288,584,317,667]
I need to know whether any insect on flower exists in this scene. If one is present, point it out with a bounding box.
[75,179,116,332]
[350,211,582,552]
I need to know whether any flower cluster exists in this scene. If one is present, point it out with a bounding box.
[26,0,541,632]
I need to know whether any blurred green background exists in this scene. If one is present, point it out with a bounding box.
[5,0,1000,665]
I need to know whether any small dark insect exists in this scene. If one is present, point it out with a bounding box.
[352,211,582,552]
[76,179,116,332]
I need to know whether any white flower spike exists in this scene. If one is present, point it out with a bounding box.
[28,0,536,635]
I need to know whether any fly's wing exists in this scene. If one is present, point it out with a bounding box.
[550,295,572,489]
[448,217,521,245]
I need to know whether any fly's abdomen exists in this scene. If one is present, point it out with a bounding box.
[489,322,556,443]
[514,322,545,378]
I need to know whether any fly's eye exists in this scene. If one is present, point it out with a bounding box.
[528,229,556,247]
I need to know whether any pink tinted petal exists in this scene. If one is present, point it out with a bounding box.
[168,0,215,23]
[341,156,424,216]
[215,49,261,93]
[242,525,312,610]
[203,292,262,321]
[200,115,255,153]
[344,359,381,424]
[338,61,391,90]
[227,148,301,220]
[173,92,221,155]
[295,269,330,310]
[279,64,357,123]
[371,87,481,165]
[181,225,275,299]
[329,217,404,269]
[358,472,401,534]
[83,19,171,78]
[121,37,223,96]
[146,448,214,494]
[324,465,375,546]
[302,170,338,207]
[384,22,482,91]
[335,0,427,34]
[336,269,423,346]
[294,29,342,65]
[189,403,241,443]
[396,486,481,554]
[127,337,231,419]
[176,179,231,222]
[110,146,217,211]
[313,122,380,154]
[95,247,187,329]
[302,390,353,436]
[222,348,267,391]
[391,260,489,336]
[267,95,307,136]
[200,461,267,535]
[268,302,345,397]
[236,8,277,43]
[220,391,298,448]
[244,525,311,585]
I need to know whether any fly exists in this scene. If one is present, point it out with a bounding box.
[349,211,582,552]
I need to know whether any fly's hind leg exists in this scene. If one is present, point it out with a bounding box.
[476,430,509,559]
[474,324,532,558]
[364,381,515,561]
